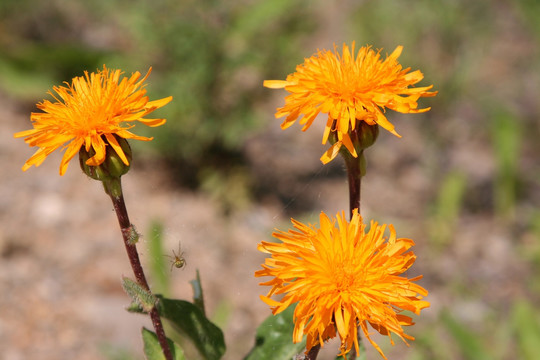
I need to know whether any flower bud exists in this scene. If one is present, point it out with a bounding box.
[352,121,379,151]
[79,135,132,181]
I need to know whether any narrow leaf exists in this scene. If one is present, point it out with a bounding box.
[189,269,206,315]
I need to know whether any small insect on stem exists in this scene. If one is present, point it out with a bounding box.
[166,242,186,271]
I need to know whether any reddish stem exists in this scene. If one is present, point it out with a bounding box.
[344,150,363,218]
[343,147,365,360]
[108,181,173,360]
[306,344,321,360]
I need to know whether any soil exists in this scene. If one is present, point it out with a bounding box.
[0,65,536,360]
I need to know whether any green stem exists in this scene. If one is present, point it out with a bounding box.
[105,178,173,360]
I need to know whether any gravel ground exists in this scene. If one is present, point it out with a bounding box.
[0,78,535,360]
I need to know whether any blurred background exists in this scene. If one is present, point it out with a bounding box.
[1,0,539,359]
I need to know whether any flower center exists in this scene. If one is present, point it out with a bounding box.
[332,261,359,290]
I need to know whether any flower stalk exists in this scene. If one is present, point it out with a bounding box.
[343,150,363,218]
[260,42,434,360]
[15,66,175,359]
[106,178,173,360]
[332,120,378,218]
[339,122,379,359]
[81,141,173,360]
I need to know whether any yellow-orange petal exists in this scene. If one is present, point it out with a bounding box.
[137,118,167,127]
[264,43,435,163]
[340,133,357,158]
[59,138,84,175]
[320,141,342,164]
[255,209,429,358]
[14,66,172,175]
[105,133,129,165]
[85,135,107,166]
[147,95,173,108]
[263,80,291,89]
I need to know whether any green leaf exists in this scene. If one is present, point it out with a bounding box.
[121,277,157,313]
[125,301,146,314]
[156,295,226,360]
[244,304,306,360]
[142,327,185,360]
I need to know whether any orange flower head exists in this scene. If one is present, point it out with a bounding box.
[264,43,437,163]
[14,66,172,175]
[255,210,429,359]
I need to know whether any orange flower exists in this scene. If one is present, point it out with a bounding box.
[255,210,429,359]
[14,66,172,175]
[264,43,436,163]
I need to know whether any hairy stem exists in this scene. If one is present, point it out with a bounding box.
[107,178,173,360]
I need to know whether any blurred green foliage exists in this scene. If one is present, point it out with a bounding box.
[427,171,467,248]
[491,109,522,220]
[349,0,495,103]
[3,1,540,358]
[511,299,540,360]
[516,0,540,40]
[440,311,494,360]
[410,302,540,360]
[99,343,137,360]
[0,0,315,193]
[147,220,171,297]
[101,0,314,182]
